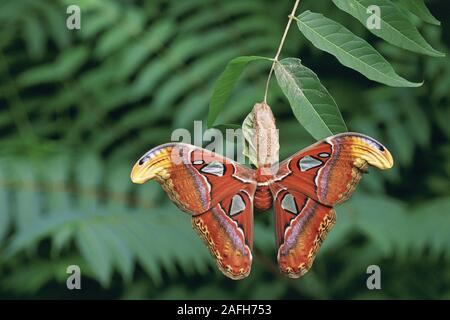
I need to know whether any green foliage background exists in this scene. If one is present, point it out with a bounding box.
[0,0,449,299]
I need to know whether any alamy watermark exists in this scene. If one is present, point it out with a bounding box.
[66,5,81,30]
[366,264,381,290]
[66,265,81,290]
[171,120,249,164]
[157,120,280,175]
[366,5,381,30]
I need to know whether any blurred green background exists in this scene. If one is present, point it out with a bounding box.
[0,0,449,299]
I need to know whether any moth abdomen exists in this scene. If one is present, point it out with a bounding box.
[254,185,272,211]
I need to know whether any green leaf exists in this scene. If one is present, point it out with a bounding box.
[332,0,444,57]
[274,58,347,140]
[349,194,407,256]
[242,112,258,166]
[387,120,413,167]
[80,5,119,39]
[75,224,113,287]
[95,225,134,282]
[207,56,271,127]
[401,100,430,147]
[22,15,46,59]
[295,11,422,87]
[0,162,10,243]
[51,226,74,257]
[397,0,441,26]
[114,20,175,81]
[5,213,82,258]
[39,1,71,49]
[94,10,144,58]
[18,47,89,86]
[242,112,258,167]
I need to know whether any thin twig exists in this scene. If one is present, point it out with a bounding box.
[263,0,301,103]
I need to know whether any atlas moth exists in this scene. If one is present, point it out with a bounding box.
[131,102,393,280]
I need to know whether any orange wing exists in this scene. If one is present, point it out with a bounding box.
[271,133,393,277]
[192,190,254,279]
[272,133,393,206]
[272,188,335,278]
[131,143,257,279]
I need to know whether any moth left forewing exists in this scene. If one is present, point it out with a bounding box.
[131,143,256,214]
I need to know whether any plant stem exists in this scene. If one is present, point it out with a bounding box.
[263,0,301,103]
